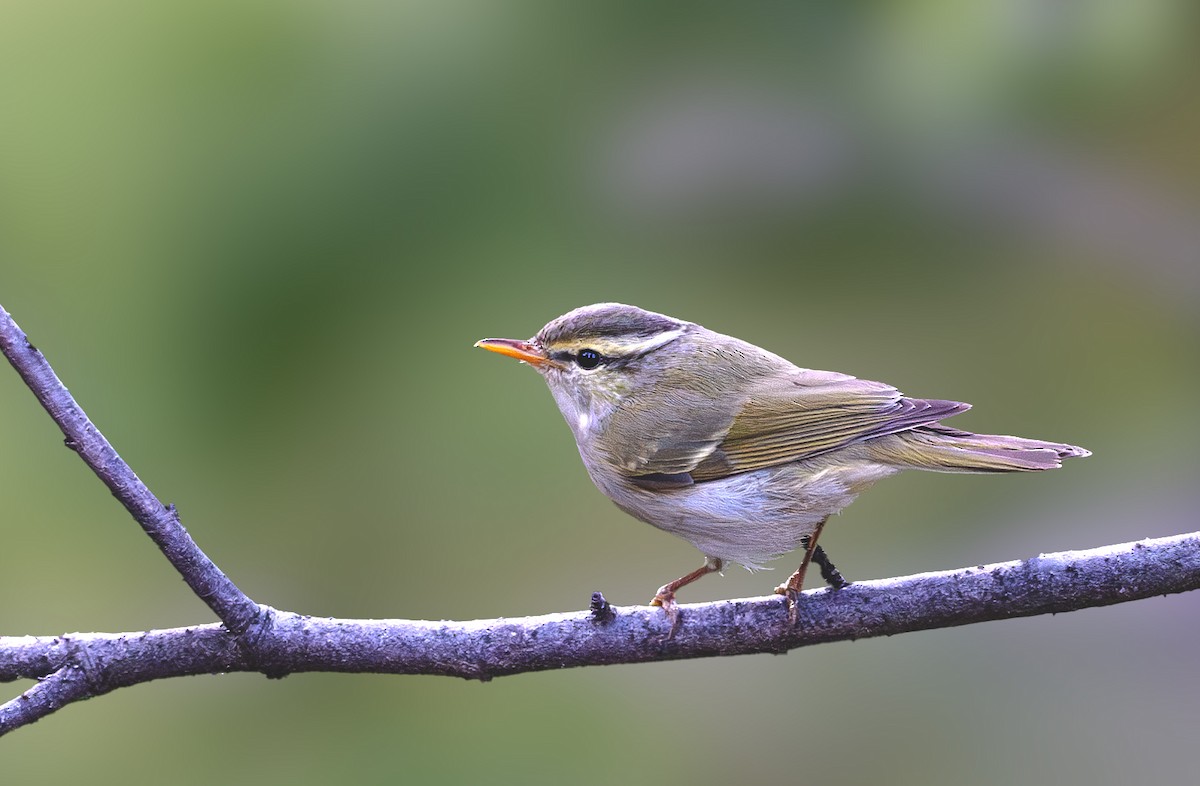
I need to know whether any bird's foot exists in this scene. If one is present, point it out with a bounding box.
[650,587,682,639]
[773,583,801,627]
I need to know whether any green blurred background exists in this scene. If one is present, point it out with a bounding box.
[3,1,1198,783]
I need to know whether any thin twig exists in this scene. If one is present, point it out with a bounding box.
[3,532,1198,735]
[0,305,264,637]
[0,667,96,732]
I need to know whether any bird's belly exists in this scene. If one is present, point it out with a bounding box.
[602,459,897,569]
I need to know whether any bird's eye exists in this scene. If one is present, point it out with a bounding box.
[576,349,602,369]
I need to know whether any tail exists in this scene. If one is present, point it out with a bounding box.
[866,424,1091,473]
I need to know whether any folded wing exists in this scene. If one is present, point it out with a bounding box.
[628,368,969,485]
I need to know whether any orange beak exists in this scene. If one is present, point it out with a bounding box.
[474,337,550,367]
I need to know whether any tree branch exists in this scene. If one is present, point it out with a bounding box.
[0,304,264,637]
[2,532,1197,735]
[2,301,1198,738]
[0,668,96,731]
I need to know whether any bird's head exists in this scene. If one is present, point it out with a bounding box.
[475,302,692,438]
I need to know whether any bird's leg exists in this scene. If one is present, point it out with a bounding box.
[774,517,830,625]
[811,545,849,590]
[651,557,723,638]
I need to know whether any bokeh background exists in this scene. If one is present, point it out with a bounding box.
[3,2,1198,783]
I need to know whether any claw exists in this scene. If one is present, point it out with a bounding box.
[774,584,801,627]
[647,559,723,640]
[786,589,800,627]
[650,588,682,639]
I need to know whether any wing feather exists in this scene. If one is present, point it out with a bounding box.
[608,338,969,486]
[687,371,969,483]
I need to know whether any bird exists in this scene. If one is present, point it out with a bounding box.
[475,302,1089,631]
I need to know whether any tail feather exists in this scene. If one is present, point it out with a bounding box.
[868,424,1091,473]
